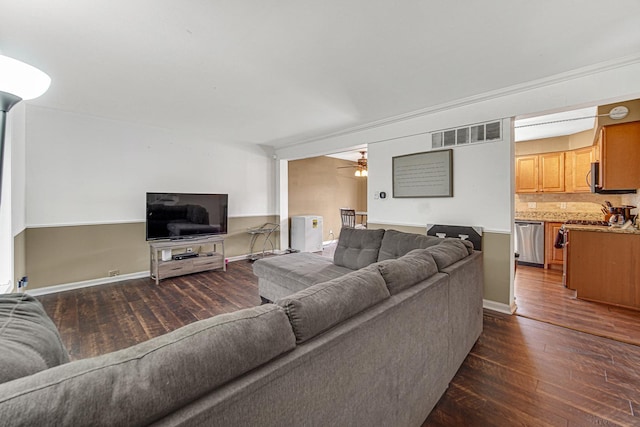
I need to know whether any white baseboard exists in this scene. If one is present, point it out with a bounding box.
[483,299,516,314]
[27,271,151,296]
[25,256,266,296]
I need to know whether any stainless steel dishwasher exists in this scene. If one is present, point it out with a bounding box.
[514,221,544,267]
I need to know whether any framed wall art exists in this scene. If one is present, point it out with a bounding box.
[392,149,453,198]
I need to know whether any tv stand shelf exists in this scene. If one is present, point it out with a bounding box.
[149,236,225,284]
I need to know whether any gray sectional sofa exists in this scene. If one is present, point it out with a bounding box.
[0,227,483,426]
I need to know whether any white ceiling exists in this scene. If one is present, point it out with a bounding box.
[2,1,640,148]
[325,147,367,162]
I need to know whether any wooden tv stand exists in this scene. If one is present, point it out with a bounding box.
[149,236,225,284]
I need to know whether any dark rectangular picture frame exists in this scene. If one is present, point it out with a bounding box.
[392,149,453,198]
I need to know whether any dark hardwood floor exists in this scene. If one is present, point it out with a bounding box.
[37,260,640,426]
[425,310,640,426]
[37,260,261,360]
[514,265,640,347]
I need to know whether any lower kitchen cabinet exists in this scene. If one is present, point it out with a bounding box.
[566,228,640,310]
[544,222,564,269]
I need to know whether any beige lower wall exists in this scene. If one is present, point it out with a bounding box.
[21,216,512,304]
[481,232,512,306]
[368,223,512,307]
[226,216,280,257]
[20,215,278,290]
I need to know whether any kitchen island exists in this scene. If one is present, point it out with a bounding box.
[564,224,640,310]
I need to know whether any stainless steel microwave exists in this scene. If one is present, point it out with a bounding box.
[589,162,636,194]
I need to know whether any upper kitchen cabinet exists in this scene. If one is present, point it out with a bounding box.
[515,155,538,193]
[539,152,565,192]
[598,121,640,190]
[515,152,565,193]
[566,146,596,193]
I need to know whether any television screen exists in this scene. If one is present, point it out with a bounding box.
[146,193,228,240]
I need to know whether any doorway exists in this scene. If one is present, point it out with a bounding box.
[287,150,367,247]
[513,100,640,345]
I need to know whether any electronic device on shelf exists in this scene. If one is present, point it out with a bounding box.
[146,192,228,241]
[172,252,199,260]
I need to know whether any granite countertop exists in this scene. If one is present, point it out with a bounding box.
[515,211,604,223]
[562,223,640,235]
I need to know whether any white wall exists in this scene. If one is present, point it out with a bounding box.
[367,123,511,232]
[0,104,26,292]
[25,107,276,227]
[10,103,27,235]
[277,60,640,232]
[275,59,640,308]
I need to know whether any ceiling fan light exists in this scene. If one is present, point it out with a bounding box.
[0,55,51,101]
[354,170,361,177]
[362,169,368,177]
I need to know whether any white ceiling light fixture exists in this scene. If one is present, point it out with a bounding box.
[607,106,629,120]
[0,54,51,203]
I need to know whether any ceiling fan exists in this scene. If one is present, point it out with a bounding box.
[337,151,368,176]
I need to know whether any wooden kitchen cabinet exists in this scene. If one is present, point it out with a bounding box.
[539,152,565,192]
[569,146,595,192]
[516,146,597,193]
[566,228,640,310]
[598,121,640,190]
[544,222,564,269]
[515,155,538,193]
[515,152,564,193]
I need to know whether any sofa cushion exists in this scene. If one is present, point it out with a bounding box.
[0,304,296,426]
[0,293,69,384]
[377,229,443,261]
[375,249,439,295]
[277,266,390,344]
[427,239,472,269]
[333,227,385,270]
[458,238,475,255]
[253,252,354,298]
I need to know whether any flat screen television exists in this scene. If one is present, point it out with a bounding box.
[146,192,228,240]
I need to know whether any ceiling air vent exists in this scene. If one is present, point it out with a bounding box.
[431,120,502,149]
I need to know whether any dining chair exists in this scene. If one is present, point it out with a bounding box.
[340,208,366,229]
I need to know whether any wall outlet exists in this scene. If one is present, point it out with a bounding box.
[528,202,537,209]
[186,247,193,253]
[108,269,120,277]
[560,202,567,209]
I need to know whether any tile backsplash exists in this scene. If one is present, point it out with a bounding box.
[514,193,635,222]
